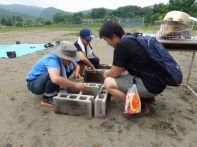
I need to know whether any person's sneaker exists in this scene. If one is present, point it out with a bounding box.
[41,96,54,108]
[141,97,155,104]
[124,103,150,118]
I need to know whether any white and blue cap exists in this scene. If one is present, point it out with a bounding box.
[80,28,94,41]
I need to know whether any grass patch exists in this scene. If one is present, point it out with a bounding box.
[1,23,196,36]
[0,23,162,33]
[0,23,102,32]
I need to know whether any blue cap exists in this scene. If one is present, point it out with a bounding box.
[80,28,94,41]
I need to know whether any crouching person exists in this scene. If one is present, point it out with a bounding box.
[26,41,86,107]
[74,28,100,76]
[99,21,166,117]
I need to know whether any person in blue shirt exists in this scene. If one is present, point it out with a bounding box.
[26,41,86,107]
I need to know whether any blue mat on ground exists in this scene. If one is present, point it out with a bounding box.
[0,44,45,58]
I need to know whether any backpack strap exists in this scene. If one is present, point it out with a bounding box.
[133,32,142,37]
[133,77,136,84]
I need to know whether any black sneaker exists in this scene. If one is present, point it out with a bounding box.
[40,96,54,108]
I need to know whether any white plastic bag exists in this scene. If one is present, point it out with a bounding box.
[124,84,141,114]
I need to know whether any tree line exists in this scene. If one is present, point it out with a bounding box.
[1,0,196,27]
[0,16,52,27]
[53,0,196,25]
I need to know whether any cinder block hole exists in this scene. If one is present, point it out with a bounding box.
[100,91,106,94]
[69,95,77,99]
[102,87,106,90]
[79,96,87,100]
[81,87,100,97]
[99,94,105,99]
[82,90,96,97]
[67,88,80,94]
[97,69,103,72]
[60,94,68,97]
[89,84,96,86]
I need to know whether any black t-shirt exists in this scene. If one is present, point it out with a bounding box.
[113,38,166,94]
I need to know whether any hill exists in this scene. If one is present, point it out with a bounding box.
[0,4,67,20]
[0,8,34,20]
[39,7,70,20]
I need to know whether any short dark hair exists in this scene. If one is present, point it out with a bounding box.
[99,20,125,39]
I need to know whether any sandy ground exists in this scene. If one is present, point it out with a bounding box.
[0,30,197,147]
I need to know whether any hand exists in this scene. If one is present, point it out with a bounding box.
[121,70,128,75]
[103,70,109,79]
[75,82,86,91]
[74,73,81,80]
[91,66,96,73]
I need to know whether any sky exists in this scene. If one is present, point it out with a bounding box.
[0,0,169,12]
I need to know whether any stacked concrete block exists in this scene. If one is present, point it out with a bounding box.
[94,86,110,118]
[53,93,94,118]
[54,65,112,118]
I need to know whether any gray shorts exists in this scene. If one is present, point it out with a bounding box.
[115,74,157,98]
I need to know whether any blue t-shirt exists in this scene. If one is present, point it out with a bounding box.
[26,52,76,81]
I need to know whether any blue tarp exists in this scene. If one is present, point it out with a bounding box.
[0,44,45,58]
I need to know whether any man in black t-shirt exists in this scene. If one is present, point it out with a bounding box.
[74,28,100,76]
[99,21,166,116]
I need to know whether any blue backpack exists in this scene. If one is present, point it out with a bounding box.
[123,33,183,86]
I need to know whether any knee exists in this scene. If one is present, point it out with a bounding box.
[104,77,113,90]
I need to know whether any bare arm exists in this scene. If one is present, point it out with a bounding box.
[104,65,124,78]
[48,68,85,91]
[79,52,96,71]
[74,64,81,79]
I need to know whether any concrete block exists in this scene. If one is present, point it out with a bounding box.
[55,83,112,118]
[54,93,94,118]
[82,83,102,98]
[94,88,109,118]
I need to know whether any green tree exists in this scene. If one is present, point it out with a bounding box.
[91,8,107,19]
[15,16,23,22]
[63,14,72,23]
[147,3,168,24]
[110,10,121,18]
[53,12,64,23]
[45,20,52,25]
[190,2,197,16]
[1,17,13,26]
[35,18,47,26]
[114,6,144,18]
[71,12,83,24]
[168,0,196,15]
[142,7,153,24]
[24,20,33,27]
[15,21,23,27]
[12,15,23,26]
[104,14,118,22]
